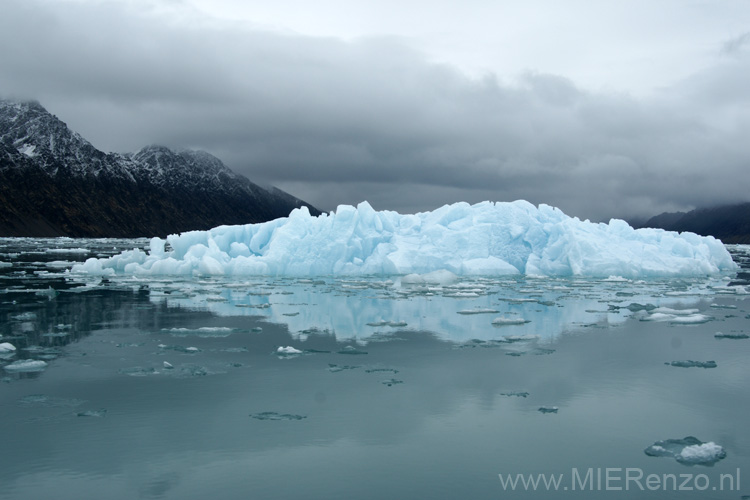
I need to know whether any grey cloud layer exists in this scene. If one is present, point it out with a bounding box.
[1,1,748,220]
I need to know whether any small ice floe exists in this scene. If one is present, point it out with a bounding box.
[46,248,89,255]
[500,391,529,398]
[455,339,509,349]
[163,361,174,369]
[492,317,530,326]
[163,327,234,338]
[457,308,500,315]
[237,303,271,309]
[249,411,306,421]
[328,364,359,373]
[651,307,699,315]
[668,314,712,324]
[0,342,16,353]
[11,312,37,321]
[382,378,403,387]
[3,359,47,372]
[710,303,738,310]
[538,406,558,414]
[645,436,726,466]
[337,346,368,355]
[625,303,657,312]
[638,311,712,324]
[366,320,408,327]
[251,327,263,332]
[666,360,717,368]
[533,347,556,355]
[500,298,538,304]
[503,334,540,342]
[714,332,749,339]
[204,295,226,302]
[222,347,249,353]
[158,344,201,354]
[444,291,481,298]
[77,409,107,417]
[0,261,12,268]
[365,367,399,374]
[22,346,62,359]
[603,275,629,282]
[276,346,303,356]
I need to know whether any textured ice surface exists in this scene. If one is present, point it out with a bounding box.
[714,332,749,339]
[492,317,530,326]
[276,346,303,355]
[71,201,736,278]
[638,310,713,324]
[3,359,47,372]
[0,342,16,353]
[645,437,726,466]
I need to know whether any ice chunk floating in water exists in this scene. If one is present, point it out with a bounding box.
[645,437,726,466]
[3,359,47,372]
[71,201,737,278]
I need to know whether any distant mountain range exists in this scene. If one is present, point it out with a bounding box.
[0,99,319,237]
[638,203,750,244]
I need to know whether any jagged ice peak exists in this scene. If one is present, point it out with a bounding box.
[72,200,737,278]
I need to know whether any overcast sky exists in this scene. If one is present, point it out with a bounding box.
[2,0,749,221]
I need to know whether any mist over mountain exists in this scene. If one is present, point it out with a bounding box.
[0,99,319,237]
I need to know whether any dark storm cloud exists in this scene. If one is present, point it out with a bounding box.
[1,0,748,221]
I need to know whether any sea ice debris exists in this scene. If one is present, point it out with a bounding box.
[0,343,16,353]
[3,359,47,372]
[276,346,303,355]
[645,437,726,466]
[492,317,530,326]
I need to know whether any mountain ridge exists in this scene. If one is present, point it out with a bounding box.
[638,203,750,244]
[0,99,319,237]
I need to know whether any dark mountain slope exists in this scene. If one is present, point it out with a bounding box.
[0,100,319,237]
[640,203,750,244]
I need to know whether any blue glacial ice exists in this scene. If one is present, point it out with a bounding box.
[71,201,736,278]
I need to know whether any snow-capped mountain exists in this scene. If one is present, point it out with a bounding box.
[0,99,319,237]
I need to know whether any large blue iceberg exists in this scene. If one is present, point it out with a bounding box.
[72,201,737,278]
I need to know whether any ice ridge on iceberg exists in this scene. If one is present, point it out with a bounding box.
[70,200,737,278]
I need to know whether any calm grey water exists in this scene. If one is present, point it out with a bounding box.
[1,238,749,499]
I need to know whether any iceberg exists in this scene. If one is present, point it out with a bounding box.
[70,201,737,278]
